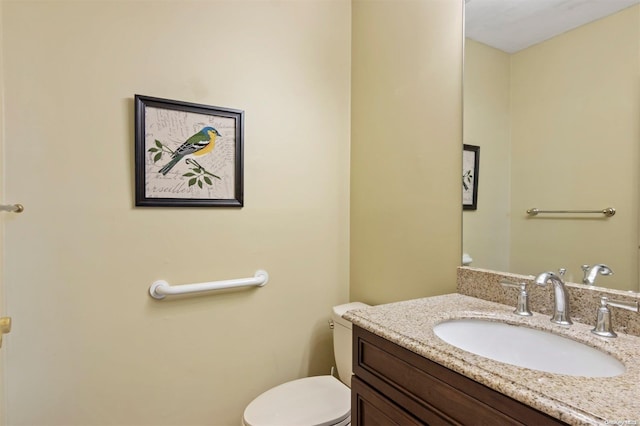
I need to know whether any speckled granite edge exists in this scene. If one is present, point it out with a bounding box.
[457,267,640,337]
[345,294,640,426]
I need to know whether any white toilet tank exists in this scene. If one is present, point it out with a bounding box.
[331,302,369,388]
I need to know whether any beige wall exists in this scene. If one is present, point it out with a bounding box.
[462,39,511,272]
[1,1,350,425]
[350,0,463,304]
[510,5,639,289]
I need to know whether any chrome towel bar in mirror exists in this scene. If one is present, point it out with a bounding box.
[526,207,615,217]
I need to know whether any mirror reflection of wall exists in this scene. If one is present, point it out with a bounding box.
[463,2,640,291]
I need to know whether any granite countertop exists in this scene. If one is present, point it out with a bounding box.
[344,293,640,426]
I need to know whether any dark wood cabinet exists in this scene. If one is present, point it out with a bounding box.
[352,325,568,425]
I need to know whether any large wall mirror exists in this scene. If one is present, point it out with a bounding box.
[462,0,640,291]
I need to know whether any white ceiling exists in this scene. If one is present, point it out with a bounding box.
[465,0,640,53]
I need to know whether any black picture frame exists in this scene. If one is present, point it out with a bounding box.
[463,144,480,210]
[135,95,244,207]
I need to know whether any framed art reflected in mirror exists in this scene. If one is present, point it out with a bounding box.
[463,144,480,210]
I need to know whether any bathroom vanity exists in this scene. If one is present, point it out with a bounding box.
[345,293,640,425]
[351,325,565,424]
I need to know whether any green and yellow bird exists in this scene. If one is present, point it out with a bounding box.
[159,126,221,175]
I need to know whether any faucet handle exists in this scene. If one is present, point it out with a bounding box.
[591,296,639,338]
[500,280,533,316]
[558,268,567,276]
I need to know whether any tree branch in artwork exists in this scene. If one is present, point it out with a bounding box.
[147,140,174,162]
[184,158,221,188]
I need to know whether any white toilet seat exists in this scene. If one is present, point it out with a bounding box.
[242,375,351,426]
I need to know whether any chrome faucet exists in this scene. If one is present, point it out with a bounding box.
[581,264,614,285]
[535,271,572,325]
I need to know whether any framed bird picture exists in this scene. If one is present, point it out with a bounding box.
[134,95,244,207]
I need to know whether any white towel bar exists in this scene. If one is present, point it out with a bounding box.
[149,270,269,300]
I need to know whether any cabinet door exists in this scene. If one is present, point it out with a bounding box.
[351,376,422,426]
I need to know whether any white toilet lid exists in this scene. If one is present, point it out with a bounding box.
[243,375,350,426]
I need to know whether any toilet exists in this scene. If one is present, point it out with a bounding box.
[242,302,369,426]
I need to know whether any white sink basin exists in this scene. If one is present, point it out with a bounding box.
[433,319,625,377]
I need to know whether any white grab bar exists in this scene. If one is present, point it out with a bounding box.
[149,270,269,300]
